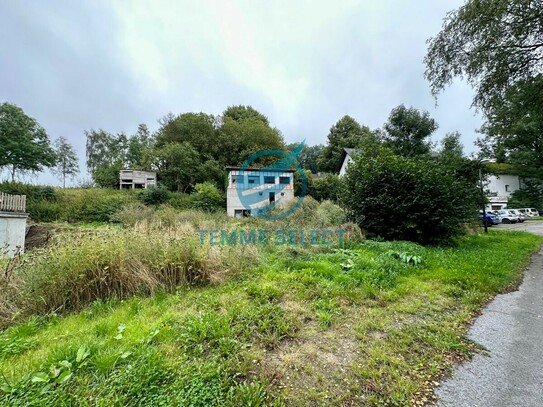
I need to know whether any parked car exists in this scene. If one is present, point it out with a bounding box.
[495,210,519,224]
[508,209,526,223]
[518,208,538,217]
[479,212,500,226]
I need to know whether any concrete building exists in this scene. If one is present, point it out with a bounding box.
[119,170,157,189]
[226,166,295,217]
[0,192,28,258]
[485,173,523,210]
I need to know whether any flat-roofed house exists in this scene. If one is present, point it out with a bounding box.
[119,170,157,189]
[226,166,295,217]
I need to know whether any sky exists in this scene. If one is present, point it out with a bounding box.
[0,0,483,185]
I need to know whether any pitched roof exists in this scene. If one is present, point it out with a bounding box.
[335,148,358,173]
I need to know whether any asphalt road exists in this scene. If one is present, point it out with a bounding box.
[435,220,543,407]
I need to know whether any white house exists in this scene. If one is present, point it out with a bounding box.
[337,148,356,177]
[226,166,295,217]
[485,173,523,210]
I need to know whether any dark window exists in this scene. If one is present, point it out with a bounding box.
[248,176,259,184]
[279,176,290,185]
[269,192,275,203]
[505,185,510,192]
[264,176,275,184]
[280,192,285,196]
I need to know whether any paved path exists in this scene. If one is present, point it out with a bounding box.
[436,221,543,407]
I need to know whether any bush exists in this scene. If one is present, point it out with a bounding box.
[191,183,225,212]
[138,185,170,206]
[167,192,193,210]
[342,149,479,245]
[309,174,342,202]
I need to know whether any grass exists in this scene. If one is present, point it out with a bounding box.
[0,230,540,406]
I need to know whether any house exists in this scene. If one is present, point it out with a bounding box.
[119,170,157,190]
[226,166,295,217]
[336,148,356,177]
[485,173,523,210]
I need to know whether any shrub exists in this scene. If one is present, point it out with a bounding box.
[138,186,170,206]
[309,173,342,202]
[342,148,479,245]
[167,192,193,210]
[191,183,225,212]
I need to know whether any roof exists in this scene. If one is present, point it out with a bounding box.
[226,166,295,173]
[335,148,358,173]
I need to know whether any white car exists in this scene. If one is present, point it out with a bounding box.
[495,210,519,224]
[508,209,526,223]
[518,208,539,217]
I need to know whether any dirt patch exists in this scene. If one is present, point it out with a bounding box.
[25,225,55,251]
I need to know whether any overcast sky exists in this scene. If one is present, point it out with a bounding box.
[0,0,482,185]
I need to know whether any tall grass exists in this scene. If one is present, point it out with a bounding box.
[0,228,257,328]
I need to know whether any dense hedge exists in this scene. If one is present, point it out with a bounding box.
[342,149,479,245]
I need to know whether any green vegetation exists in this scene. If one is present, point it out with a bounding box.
[342,148,479,245]
[0,206,540,406]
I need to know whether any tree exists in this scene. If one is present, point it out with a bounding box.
[52,137,79,187]
[318,116,372,173]
[381,105,437,158]
[425,0,543,113]
[150,143,201,192]
[478,75,543,179]
[85,129,117,174]
[126,124,153,169]
[287,143,324,174]
[155,112,217,154]
[223,105,269,126]
[0,102,56,181]
[342,148,479,245]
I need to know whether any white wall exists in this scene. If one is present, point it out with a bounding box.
[0,212,28,258]
[339,154,353,177]
[486,174,521,197]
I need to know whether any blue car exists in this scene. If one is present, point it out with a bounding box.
[479,213,499,226]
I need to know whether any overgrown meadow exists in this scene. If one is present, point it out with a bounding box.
[0,195,541,406]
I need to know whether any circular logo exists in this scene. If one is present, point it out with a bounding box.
[237,144,307,220]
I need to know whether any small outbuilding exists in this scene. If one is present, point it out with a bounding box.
[119,170,157,190]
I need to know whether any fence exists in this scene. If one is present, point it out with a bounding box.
[0,192,26,213]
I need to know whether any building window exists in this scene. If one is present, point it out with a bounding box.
[280,192,285,196]
[279,176,290,185]
[248,176,259,184]
[505,185,510,192]
[264,176,275,184]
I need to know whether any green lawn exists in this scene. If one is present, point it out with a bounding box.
[0,231,541,406]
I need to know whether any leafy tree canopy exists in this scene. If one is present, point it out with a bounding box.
[478,75,543,179]
[425,0,543,113]
[381,105,438,158]
[0,102,56,181]
[223,105,269,126]
[318,115,374,173]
